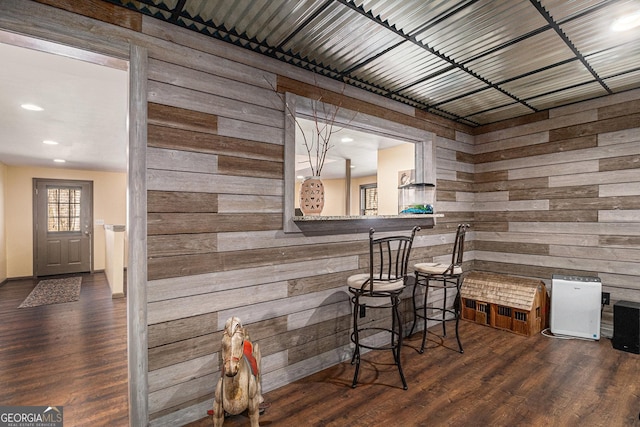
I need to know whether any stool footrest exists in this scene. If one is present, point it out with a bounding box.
[410,275,463,353]
[414,310,458,322]
[351,327,401,351]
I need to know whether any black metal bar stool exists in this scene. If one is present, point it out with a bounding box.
[348,226,419,390]
[409,224,469,354]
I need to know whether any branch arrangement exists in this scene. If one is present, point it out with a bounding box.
[266,76,353,177]
[301,97,341,176]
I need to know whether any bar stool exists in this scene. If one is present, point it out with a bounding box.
[409,223,469,354]
[348,226,419,390]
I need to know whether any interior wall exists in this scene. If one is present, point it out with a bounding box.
[377,143,415,215]
[350,175,376,215]
[294,178,347,215]
[316,177,345,216]
[472,89,640,336]
[4,165,126,277]
[0,162,7,283]
[141,15,473,426]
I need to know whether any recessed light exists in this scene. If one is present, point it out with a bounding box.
[296,175,305,180]
[43,140,59,145]
[611,11,640,32]
[21,103,44,111]
[53,159,66,163]
[341,137,354,143]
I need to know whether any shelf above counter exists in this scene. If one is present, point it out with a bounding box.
[290,214,443,235]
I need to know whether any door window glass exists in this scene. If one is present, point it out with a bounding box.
[47,187,82,232]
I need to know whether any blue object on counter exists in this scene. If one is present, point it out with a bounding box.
[400,204,433,214]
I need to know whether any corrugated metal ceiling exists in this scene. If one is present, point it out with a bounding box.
[107,0,640,126]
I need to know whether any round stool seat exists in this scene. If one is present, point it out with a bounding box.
[347,273,405,293]
[414,262,462,275]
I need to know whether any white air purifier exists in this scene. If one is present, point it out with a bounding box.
[550,275,601,340]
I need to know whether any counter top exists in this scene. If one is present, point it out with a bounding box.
[293,214,443,221]
[290,214,442,235]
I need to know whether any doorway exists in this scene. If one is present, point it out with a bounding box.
[33,178,93,277]
[0,18,147,423]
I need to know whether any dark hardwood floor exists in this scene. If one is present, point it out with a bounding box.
[0,273,129,426]
[2,274,639,426]
[187,321,640,427]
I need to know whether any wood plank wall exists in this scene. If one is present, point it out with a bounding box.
[136,14,475,427]
[472,90,640,338]
[10,1,639,426]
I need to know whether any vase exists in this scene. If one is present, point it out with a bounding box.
[299,177,325,215]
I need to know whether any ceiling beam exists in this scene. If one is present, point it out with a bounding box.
[529,0,612,94]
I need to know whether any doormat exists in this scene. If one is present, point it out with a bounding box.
[18,277,82,308]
